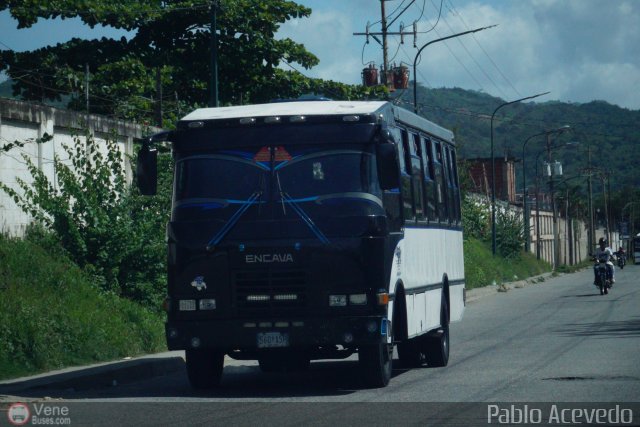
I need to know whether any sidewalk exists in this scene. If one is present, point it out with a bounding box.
[0,351,185,397]
[465,271,555,303]
[0,272,555,396]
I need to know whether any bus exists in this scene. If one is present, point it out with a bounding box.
[136,100,465,388]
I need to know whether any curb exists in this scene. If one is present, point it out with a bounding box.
[0,353,185,394]
[465,272,555,304]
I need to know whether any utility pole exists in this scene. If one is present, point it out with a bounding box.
[209,0,219,108]
[546,133,559,270]
[85,63,90,114]
[380,0,389,82]
[587,145,594,253]
[155,67,163,128]
[353,0,417,87]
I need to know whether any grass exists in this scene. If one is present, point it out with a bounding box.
[0,235,166,380]
[464,237,552,289]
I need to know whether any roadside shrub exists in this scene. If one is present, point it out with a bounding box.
[495,207,525,259]
[0,131,170,308]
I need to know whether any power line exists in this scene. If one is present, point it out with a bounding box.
[427,26,486,91]
[430,0,507,99]
[446,0,522,98]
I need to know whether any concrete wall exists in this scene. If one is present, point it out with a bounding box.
[476,195,595,267]
[0,98,161,236]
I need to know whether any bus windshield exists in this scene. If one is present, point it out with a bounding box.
[173,145,383,220]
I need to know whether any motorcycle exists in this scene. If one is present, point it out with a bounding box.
[617,252,626,269]
[593,258,612,295]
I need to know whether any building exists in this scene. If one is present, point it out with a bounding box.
[464,157,518,203]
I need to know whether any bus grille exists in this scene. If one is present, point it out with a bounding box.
[234,270,307,312]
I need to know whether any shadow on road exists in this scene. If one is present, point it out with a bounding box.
[4,358,419,400]
[561,293,602,298]
[554,317,640,338]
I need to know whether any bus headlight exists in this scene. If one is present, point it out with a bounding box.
[349,294,367,305]
[329,295,347,307]
[199,299,216,310]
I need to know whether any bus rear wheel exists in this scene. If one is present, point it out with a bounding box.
[423,299,450,367]
[186,349,224,389]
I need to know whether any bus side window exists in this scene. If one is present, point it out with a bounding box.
[419,137,436,222]
[433,140,449,223]
[400,129,415,222]
[442,145,455,224]
[448,147,461,224]
[411,133,425,222]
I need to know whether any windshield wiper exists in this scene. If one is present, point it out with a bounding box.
[276,171,287,215]
[282,191,330,245]
[206,191,262,252]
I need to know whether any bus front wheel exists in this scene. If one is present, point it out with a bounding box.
[359,340,393,387]
[186,349,224,389]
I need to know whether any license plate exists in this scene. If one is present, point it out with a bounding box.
[257,332,289,348]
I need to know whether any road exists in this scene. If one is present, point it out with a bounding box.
[2,264,639,425]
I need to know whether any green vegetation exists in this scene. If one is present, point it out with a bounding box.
[0,0,387,124]
[464,237,550,289]
[0,132,170,307]
[0,233,165,380]
[395,86,640,230]
[555,259,592,274]
[460,191,551,288]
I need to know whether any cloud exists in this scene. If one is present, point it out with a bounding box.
[279,0,640,110]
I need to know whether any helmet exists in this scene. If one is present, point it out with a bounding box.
[598,237,607,246]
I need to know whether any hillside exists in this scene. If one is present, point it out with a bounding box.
[3,76,638,190]
[395,85,640,191]
[0,234,165,379]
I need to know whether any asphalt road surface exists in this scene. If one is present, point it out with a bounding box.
[3,264,639,425]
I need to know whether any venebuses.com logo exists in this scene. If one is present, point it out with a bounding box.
[6,402,71,426]
[7,403,30,426]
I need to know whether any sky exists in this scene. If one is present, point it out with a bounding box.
[1,0,639,110]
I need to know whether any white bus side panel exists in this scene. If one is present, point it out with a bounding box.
[391,227,465,338]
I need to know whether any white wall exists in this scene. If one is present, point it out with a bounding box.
[0,98,160,236]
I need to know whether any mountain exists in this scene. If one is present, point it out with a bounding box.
[395,85,640,191]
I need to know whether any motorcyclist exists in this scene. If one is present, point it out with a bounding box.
[593,237,615,285]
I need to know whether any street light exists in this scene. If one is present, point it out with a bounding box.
[521,126,570,252]
[491,91,550,256]
[413,25,497,113]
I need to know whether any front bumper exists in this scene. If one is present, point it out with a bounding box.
[166,315,388,352]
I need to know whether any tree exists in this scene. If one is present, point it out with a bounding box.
[0,1,339,121]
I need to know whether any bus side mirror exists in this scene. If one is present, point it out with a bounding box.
[376,143,400,190]
[136,142,158,195]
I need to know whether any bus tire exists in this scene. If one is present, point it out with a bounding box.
[186,349,224,389]
[423,299,450,368]
[397,339,423,368]
[359,341,393,387]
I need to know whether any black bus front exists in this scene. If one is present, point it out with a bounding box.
[139,113,401,388]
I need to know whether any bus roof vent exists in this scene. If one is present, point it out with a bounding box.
[239,117,257,125]
[264,116,281,124]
